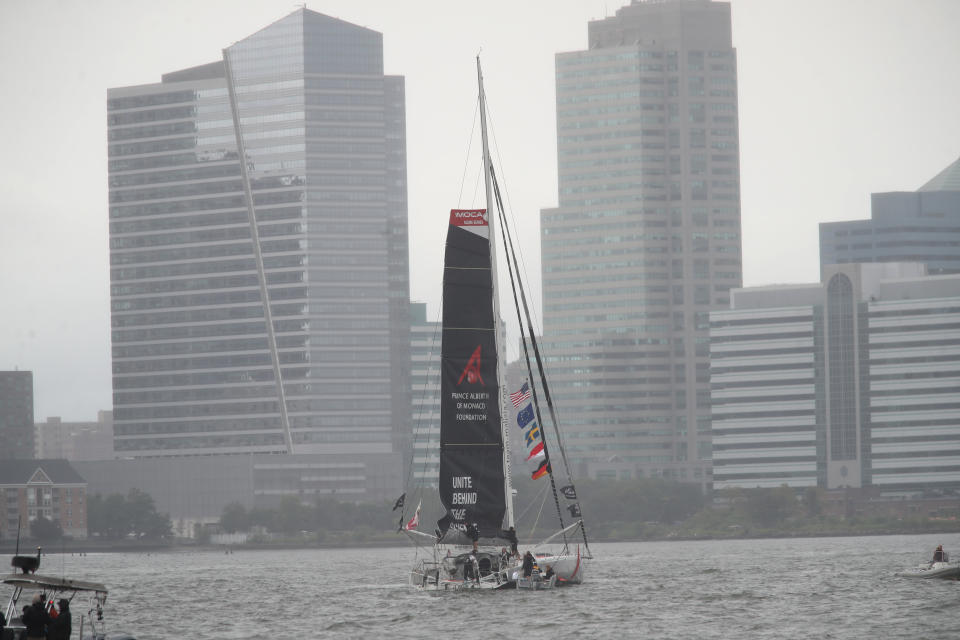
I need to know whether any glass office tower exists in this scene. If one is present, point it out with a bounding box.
[107,10,409,458]
[541,0,742,485]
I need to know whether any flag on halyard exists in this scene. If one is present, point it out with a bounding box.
[392,493,406,511]
[515,397,549,479]
[405,500,422,530]
[560,485,577,500]
[532,460,550,480]
[567,503,581,518]
[510,382,531,408]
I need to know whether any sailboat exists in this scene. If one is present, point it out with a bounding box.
[399,58,591,591]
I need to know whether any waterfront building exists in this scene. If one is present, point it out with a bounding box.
[0,371,35,460]
[35,411,115,461]
[0,460,88,540]
[820,155,960,275]
[711,263,960,494]
[73,452,400,523]
[540,0,741,485]
[106,9,410,464]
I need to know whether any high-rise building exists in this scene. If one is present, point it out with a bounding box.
[711,263,960,494]
[820,155,960,275]
[540,0,741,484]
[107,9,410,459]
[409,302,441,487]
[0,371,34,459]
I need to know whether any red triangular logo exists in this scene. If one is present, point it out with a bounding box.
[457,345,485,385]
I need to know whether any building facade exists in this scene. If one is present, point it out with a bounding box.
[711,263,960,494]
[0,460,88,540]
[820,155,960,276]
[106,10,410,461]
[74,451,400,526]
[0,371,34,460]
[540,0,741,484]
[35,411,115,461]
[409,302,441,487]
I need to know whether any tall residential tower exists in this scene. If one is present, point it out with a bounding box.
[541,0,741,484]
[107,10,410,460]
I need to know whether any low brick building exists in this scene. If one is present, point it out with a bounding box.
[0,459,88,540]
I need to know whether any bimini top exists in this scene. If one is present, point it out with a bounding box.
[1,573,107,594]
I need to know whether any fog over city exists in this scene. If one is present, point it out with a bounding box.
[1,0,959,421]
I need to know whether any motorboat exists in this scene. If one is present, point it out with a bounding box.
[896,561,960,580]
[3,552,135,639]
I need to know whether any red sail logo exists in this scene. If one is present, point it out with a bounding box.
[457,345,485,385]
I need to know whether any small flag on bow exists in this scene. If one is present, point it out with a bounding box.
[567,503,582,518]
[560,485,577,500]
[392,493,406,511]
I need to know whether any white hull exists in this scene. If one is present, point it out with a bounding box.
[896,561,960,579]
[505,547,587,586]
[410,560,516,592]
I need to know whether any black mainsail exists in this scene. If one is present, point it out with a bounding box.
[436,209,507,544]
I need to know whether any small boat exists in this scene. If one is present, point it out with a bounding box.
[517,573,557,590]
[398,57,591,592]
[896,561,960,580]
[4,551,135,640]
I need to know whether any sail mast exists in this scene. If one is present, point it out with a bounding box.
[477,57,515,530]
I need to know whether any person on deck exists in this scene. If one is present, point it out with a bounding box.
[22,593,50,640]
[499,547,511,569]
[544,564,555,581]
[522,551,535,578]
[47,600,71,640]
[507,526,519,557]
[932,545,946,563]
[470,551,481,584]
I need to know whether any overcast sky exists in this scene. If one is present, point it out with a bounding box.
[1,0,958,421]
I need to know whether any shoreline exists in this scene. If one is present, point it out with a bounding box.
[3,526,957,555]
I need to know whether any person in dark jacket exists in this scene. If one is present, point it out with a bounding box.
[22,593,50,640]
[932,545,946,563]
[506,527,519,557]
[47,600,71,640]
[522,551,535,577]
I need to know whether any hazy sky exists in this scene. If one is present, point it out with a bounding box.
[1,0,958,421]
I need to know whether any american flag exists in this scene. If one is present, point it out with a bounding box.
[509,382,531,408]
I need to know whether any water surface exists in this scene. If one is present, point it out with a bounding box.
[20,533,960,639]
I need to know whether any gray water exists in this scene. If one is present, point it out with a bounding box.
[21,533,960,639]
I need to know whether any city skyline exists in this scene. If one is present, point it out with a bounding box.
[2,0,960,421]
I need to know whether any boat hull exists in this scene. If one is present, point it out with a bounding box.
[410,566,516,591]
[896,561,960,579]
[505,549,586,586]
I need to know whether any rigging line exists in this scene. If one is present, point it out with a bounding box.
[492,168,591,554]
[490,167,567,548]
[514,480,551,524]
[483,94,545,338]
[527,478,551,541]
[456,98,480,208]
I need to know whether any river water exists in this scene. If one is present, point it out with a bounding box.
[14,533,959,639]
